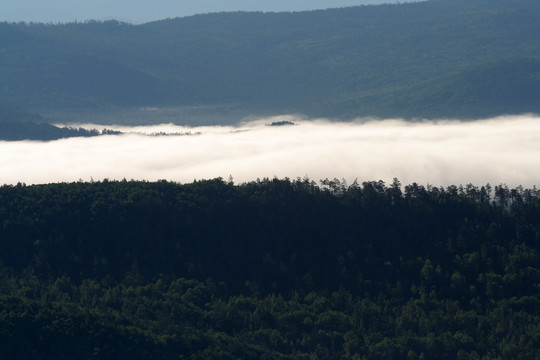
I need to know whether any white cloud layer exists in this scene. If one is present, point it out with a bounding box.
[2,114,540,187]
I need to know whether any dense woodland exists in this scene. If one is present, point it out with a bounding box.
[1,178,540,359]
[1,0,540,125]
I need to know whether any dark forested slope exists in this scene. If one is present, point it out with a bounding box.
[0,102,119,140]
[1,178,540,358]
[1,0,540,120]
[0,101,42,123]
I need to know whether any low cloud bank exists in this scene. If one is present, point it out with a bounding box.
[2,115,540,187]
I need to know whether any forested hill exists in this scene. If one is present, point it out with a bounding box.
[1,178,540,358]
[2,0,540,121]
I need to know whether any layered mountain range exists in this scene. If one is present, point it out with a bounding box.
[1,0,539,127]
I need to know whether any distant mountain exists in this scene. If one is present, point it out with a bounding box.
[0,121,103,141]
[0,101,95,140]
[1,0,540,121]
[0,101,42,123]
[405,58,540,119]
[339,58,540,119]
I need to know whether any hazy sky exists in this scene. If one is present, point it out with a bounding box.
[1,0,391,24]
[2,114,540,187]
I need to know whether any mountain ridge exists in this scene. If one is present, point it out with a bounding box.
[1,0,540,123]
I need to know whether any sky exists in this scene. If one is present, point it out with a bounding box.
[2,114,540,187]
[1,0,391,24]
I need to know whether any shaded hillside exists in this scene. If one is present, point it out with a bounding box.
[354,58,540,119]
[1,0,540,120]
[0,101,42,123]
[0,103,124,140]
[0,121,86,140]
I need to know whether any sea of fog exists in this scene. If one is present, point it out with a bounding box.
[2,114,540,187]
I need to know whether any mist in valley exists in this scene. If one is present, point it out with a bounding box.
[2,114,539,187]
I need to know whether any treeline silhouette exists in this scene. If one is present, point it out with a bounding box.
[0,121,123,140]
[0,178,539,359]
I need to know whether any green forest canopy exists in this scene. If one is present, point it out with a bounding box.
[1,178,540,359]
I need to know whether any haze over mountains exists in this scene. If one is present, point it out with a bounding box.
[1,0,540,134]
[1,0,392,24]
